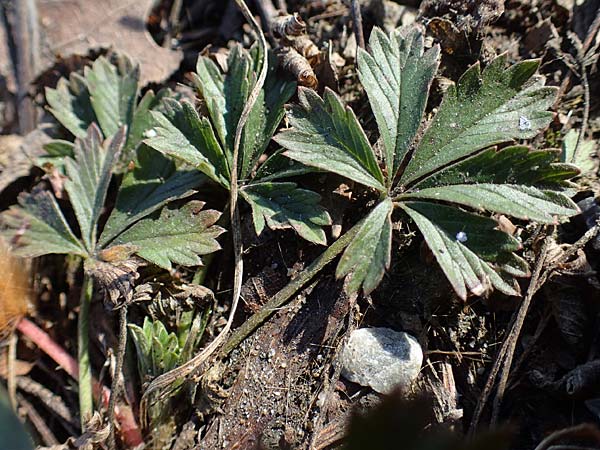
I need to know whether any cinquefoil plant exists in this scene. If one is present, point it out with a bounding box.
[0,124,222,425]
[274,26,580,299]
[143,46,332,244]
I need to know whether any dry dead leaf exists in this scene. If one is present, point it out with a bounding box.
[37,0,182,85]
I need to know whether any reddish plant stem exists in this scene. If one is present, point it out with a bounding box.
[16,318,144,446]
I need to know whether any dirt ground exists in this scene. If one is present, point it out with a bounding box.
[1,0,600,449]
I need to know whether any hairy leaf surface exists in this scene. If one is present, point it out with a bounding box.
[418,146,580,188]
[64,125,124,251]
[46,74,94,139]
[401,56,557,185]
[110,201,224,269]
[241,182,331,245]
[401,202,522,299]
[145,99,230,188]
[357,26,439,184]
[1,190,85,257]
[403,184,578,223]
[84,56,139,137]
[275,88,385,191]
[99,145,205,246]
[193,47,295,179]
[336,198,393,295]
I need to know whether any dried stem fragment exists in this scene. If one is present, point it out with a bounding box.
[277,46,318,89]
[271,13,306,39]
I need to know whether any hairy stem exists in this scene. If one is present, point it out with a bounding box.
[220,220,361,357]
[77,274,93,429]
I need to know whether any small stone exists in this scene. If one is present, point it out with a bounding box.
[340,327,423,394]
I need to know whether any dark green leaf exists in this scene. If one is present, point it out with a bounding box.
[1,189,85,257]
[241,182,331,244]
[401,201,523,299]
[401,56,557,186]
[99,144,206,246]
[64,125,124,251]
[357,26,439,184]
[336,198,393,295]
[109,201,225,269]
[402,184,578,223]
[275,88,386,192]
[145,99,230,188]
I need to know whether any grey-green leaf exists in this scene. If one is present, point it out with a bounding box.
[1,189,85,257]
[417,146,580,189]
[562,129,596,175]
[401,55,557,186]
[45,74,94,139]
[275,88,385,192]
[193,47,295,180]
[145,99,230,188]
[401,201,523,299]
[84,56,139,138]
[336,198,393,295]
[99,144,206,247]
[239,52,296,179]
[357,26,439,184]
[241,182,331,245]
[109,201,225,270]
[402,184,579,223]
[65,124,124,251]
[193,45,251,167]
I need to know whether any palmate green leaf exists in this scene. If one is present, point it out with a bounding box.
[241,182,331,245]
[193,47,295,179]
[401,55,557,186]
[64,124,124,251]
[84,56,139,138]
[108,201,225,270]
[99,145,206,247]
[403,184,578,223]
[46,74,94,139]
[336,198,393,295]
[418,146,580,188]
[357,26,440,185]
[401,201,523,299]
[193,46,250,167]
[275,88,386,192]
[239,52,296,179]
[1,189,86,257]
[46,56,140,140]
[145,99,230,188]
